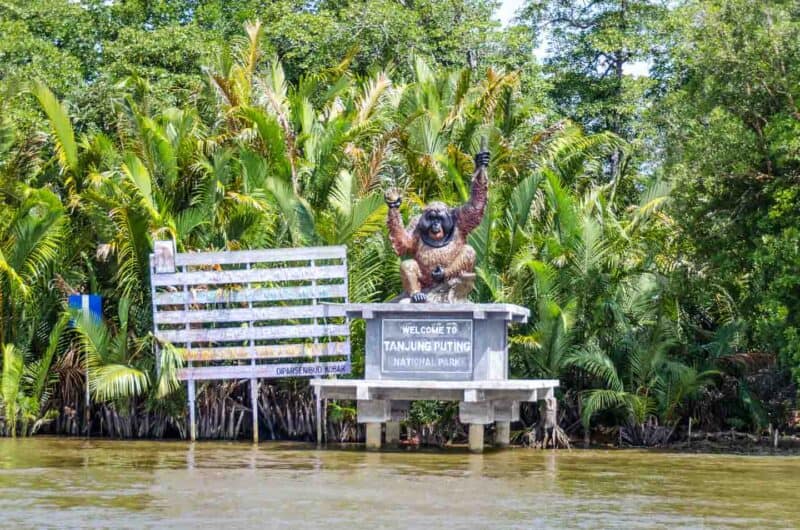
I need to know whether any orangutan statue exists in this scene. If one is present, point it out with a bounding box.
[385,149,489,303]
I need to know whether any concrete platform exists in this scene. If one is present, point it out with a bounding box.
[311,379,559,401]
[311,378,559,452]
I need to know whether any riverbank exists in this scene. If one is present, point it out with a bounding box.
[574,430,800,455]
[8,431,800,456]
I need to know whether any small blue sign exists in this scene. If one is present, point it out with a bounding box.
[68,294,103,321]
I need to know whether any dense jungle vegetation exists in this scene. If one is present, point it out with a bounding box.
[1,0,798,445]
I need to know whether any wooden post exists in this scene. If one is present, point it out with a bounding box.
[546,396,557,447]
[315,390,323,446]
[311,258,323,447]
[469,424,484,453]
[250,378,259,444]
[84,366,90,437]
[188,378,197,442]
[247,262,258,444]
[687,417,692,447]
[365,423,382,450]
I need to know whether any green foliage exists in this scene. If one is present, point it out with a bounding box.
[651,0,800,416]
[1,2,798,441]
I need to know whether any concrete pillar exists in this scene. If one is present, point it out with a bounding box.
[385,421,401,447]
[468,424,484,453]
[365,422,382,450]
[495,421,510,448]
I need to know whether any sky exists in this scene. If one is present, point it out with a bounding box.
[494,0,651,77]
[496,0,526,26]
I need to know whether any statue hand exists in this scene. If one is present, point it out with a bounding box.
[431,265,445,283]
[384,188,402,209]
[474,151,490,170]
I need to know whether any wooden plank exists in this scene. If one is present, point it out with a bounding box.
[178,342,350,361]
[151,264,347,287]
[178,360,351,381]
[155,304,347,324]
[154,284,347,306]
[155,323,350,344]
[173,246,347,266]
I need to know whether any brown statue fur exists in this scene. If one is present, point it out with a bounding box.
[385,152,488,303]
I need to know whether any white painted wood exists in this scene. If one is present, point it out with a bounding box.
[173,246,346,266]
[155,323,349,344]
[250,378,259,443]
[153,284,347,306]
[151,264,347,287]
[178,360,350,381]
[153,240,177,273]
[177,342,349,361]
[154,304,346,324]
[150,245,351,401]
[187,378,196,441]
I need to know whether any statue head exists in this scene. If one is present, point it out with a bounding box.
[417,202,455,248]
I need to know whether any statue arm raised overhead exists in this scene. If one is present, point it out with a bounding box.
[385,190,418,255]
[455,151,489,235]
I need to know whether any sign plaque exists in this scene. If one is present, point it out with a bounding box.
[381,318,473,377]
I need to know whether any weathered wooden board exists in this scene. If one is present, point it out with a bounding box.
[151,264,347,287]
[178,342,350,361]
[178,360,351,381]
[155,323,349,344]
[154,304,346,324]
[174,246,346,266]
[150,243,350,443]
[153,284,347,306]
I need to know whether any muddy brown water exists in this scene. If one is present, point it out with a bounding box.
[1,438,798,529]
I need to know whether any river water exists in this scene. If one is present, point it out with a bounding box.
[1,438,798,529]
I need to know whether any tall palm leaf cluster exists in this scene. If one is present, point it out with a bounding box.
[0,21,716,443]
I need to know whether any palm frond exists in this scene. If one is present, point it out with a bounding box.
[90,363,149,402]
[31,82,79,176]
[567,345,624,392]
[1,343,24,435]
[155,341,183,398]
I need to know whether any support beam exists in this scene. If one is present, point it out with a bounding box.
[365,423,382,450]
[250,378,259,444]
[188,378,197,441]
[495,421,510,448]
[357,399,391,423]
[469,424,484,453]
[459,401,494,424]
[385,421,401,447]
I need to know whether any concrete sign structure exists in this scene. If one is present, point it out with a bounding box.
[313,147,560,453]
[312,303,560,452]
[380,318,473,377]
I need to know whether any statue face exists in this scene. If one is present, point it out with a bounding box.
[419,204,455,248]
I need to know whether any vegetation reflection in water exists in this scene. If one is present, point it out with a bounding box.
[1,438,798,529]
